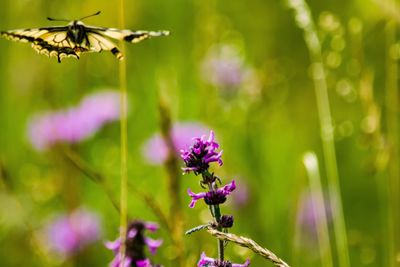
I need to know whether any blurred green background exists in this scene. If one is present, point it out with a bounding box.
[0,0,399,266]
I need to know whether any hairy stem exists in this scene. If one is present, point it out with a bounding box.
[204,174,225,261]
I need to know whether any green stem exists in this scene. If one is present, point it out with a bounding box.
[303,152,334,267]
[287,1,350,267]
[118,0,128,265]
[204,173,225,261]
[158,97,185,266]
[385,15,398,267]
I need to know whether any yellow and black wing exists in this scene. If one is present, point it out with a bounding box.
[0,27,86,62]
[86,27,169,43]
[85,27,170,60]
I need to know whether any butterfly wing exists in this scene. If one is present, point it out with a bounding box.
[86,26,169,43]
[85,26,169,59]
[85,32,124,60]
[0,26,86,62]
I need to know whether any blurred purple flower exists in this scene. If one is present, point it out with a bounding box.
[45,208,101,257]
[28,90,123,151]
[142,122,210,165]
[180,130,223,175]
[188,180,236,208]
[198,252,250,267]
[296,191,333,237]
[106,220,162,267]
[202,45,246,89]
[230,178,250,208]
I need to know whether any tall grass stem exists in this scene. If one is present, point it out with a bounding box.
[385,12,399,267]
[287,1,351,266]
[118,0,128,265]
[303,152,334,267]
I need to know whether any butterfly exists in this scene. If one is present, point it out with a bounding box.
[0,11,169,63]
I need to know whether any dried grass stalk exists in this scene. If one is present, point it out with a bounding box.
[206,227,290,267]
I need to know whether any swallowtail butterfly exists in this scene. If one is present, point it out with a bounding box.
[0,11,169,63]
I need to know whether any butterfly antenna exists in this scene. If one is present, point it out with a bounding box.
[47,17,70,22]
[79,11,101,21]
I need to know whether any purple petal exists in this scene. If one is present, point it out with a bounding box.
[136,258,152,267]
[145,237,163,255]
[109,253,132,267]
[197,252,215,267]
[128,228,138,239]
[221,180,236,195]
[232,259,251,267]
[144,222,159,232]
[105,240,121,253]
[187,188,207,208]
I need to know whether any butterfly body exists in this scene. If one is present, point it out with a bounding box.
[0,15,169,62]
[66,21,88,44]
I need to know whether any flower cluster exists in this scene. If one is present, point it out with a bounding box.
[198,252,250,267]
[180,131,223,175]
[45,208,101,257]
[28,90,123,151]
[181,130,250,265]
[106,220,162,267]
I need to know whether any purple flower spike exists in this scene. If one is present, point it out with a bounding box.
[187,180,236,208]
[198,252,250,267]
[28,90,123,151]
[180,130,223,175]
[45,208,101,258]
[106,220,162,267]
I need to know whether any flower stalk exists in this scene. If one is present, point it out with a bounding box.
[158,96,185,266]
[181,131,250,266]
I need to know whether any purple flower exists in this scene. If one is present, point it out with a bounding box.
[188,180,236,208]
[180,130,223,175]
[45,208,101,257]
[28,90,123,151]
[230,178,250,208]
[198,252,250,267]
[297,191,333,237]
[106,220,162,267]
[201,45,246,89]
[142,122,210,165]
